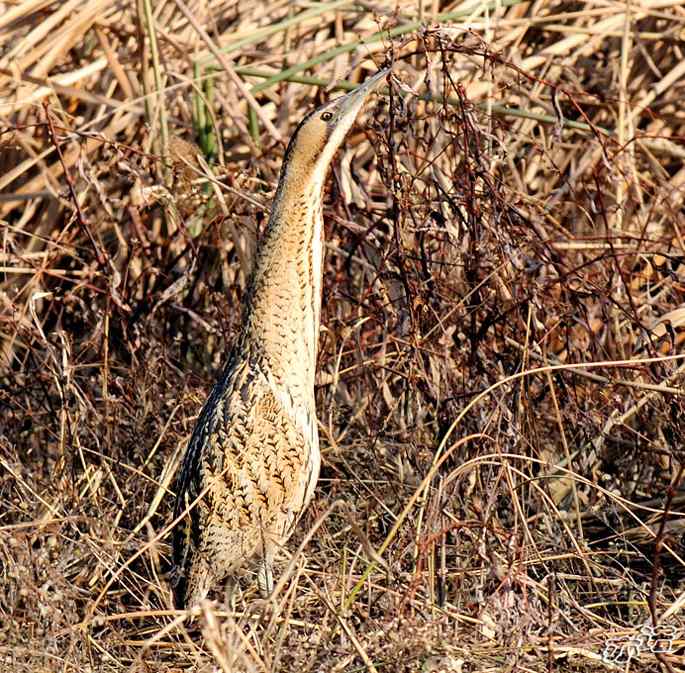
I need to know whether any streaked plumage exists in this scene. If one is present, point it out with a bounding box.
[171,68,388,608]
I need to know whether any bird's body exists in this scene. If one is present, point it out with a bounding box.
[171,68,387,608]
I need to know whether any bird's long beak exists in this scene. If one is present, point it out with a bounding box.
[335,67,390,119]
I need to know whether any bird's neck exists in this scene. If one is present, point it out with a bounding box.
[243,159,327,397]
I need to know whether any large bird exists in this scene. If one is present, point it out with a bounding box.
[171,67,388,607]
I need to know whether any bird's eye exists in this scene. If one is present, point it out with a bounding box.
[321,111,333,121]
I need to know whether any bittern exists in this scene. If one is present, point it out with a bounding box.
[171,68,388,608]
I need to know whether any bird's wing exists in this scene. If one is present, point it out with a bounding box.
[170,354,241,607]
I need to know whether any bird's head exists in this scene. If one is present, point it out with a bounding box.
[279,68,389,187]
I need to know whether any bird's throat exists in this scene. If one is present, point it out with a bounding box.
[244,166,326,398]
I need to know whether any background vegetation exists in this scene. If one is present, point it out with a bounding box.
[1,0,685,670]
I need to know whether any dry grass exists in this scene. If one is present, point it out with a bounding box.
[2,0,685,671]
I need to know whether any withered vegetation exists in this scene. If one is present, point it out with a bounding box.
[1,1,685,671]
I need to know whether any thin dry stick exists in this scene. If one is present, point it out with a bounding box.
[171,0,282,143]
[270,500,344,602]
[589,360,685,459]
[201,601,268,673]
[648,465,684,673]
[140,0,169,172]
[42,102,106,269]
[545,367,584,540]
[305,574,380,673]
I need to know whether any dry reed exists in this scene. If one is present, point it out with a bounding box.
[1,1,685,671]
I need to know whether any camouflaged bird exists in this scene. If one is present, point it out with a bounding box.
[171,68,388,608]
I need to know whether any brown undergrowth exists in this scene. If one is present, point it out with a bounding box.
[1,1,685,671]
